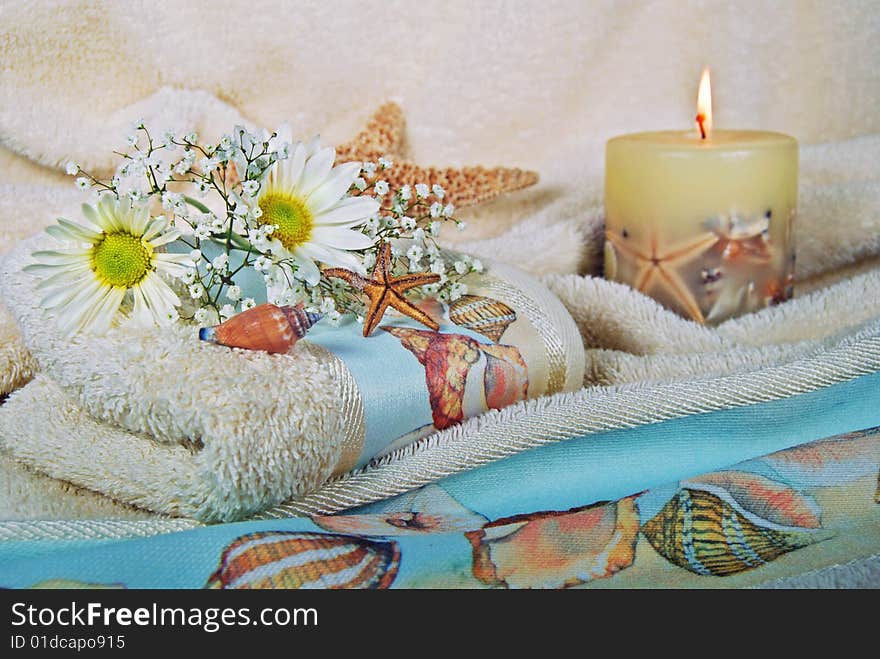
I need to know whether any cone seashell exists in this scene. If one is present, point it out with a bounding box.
[199,303,322,354]
[206,531,400,589]
[448,295,517,343]
[641,486,831,577]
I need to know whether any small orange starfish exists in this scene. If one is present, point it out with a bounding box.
[605,229,719,323]
[324,242,441,337]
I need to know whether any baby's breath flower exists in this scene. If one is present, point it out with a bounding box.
[407,245,423,265]
[319,297,337,313]
[128,190,146,202]
[194,225,211,239]
[472,259,484,273]
[399,185,412,201]
[362,162,377,177]
[242,180,260,197]
[454,260,469,275]
[212,254,229,271]
[415,183,429,198]
[383,216,398,229]
[450,282,468,301]
[189,249,202,264]
[430,260,446,276]
[456,220,467,232]
[400,216,417,231]
[353,177,367,192]
[378,157,393,169]
[189,283,205,299]
[200,157,220,174]
[253,255,272,272]
[65,161,79,176]
[363,252,377,270]
[181,269,197,284]
[432,184,446,199]
[429,220,441,236]
[219,304,236,320]
[412,227,426,243]
[241,297,257,311]
[375,180,389,196]
[185,131,199,143]
[429,202,443,218]
[324,309,341,326]
[226,285,242,302]
[75,177,89,190]
[194,308,210,325]
[443,203,456,217]
[126,134,138,147]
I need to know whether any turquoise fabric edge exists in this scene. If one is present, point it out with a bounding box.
[1,369,878,587]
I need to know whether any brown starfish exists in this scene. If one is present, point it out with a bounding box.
[324,242,441,337]
[335,102,539,208]
[605,229,719,323]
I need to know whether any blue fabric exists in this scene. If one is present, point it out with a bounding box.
[1,370,878,588]
[172,240,492,468]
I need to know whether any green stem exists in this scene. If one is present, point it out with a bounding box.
[183,196,212,214]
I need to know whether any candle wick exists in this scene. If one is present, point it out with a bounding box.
[696,114,707,140]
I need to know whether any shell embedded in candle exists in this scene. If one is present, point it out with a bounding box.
[199,303,322,353]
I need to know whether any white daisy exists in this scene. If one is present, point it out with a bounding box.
[248,128,379,286]
[25,195,191,335]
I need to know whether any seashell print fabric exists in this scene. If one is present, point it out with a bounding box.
[206,532,400,589]
[1,425,878,589]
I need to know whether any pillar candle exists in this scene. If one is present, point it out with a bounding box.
[604,70,798,324]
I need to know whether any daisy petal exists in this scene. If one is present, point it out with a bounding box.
[297,243,366,275]
[306,161,362,213]
[31,249,92,265]
[85,286,126,335]
[288,250,321,286]
[143,217,168,241]
[149,230,181,247]
[315,196,380,227]
[311,226,375,250]
[281,141,307,190]
[52,218,102,242]
[297,146,336,196]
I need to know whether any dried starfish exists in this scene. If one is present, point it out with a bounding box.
[324,242,441,337]
[605,229,719,323]
[335,102,539,207]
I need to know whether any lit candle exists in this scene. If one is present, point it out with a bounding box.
[604,68,798,324]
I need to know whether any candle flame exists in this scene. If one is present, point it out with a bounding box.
[696,67,712,140]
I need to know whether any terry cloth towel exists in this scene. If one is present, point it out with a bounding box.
[0,0,879,535]
[0,236,586,521]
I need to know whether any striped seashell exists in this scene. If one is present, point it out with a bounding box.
[448,295,516,343]
[206,531,400,589]
[199,303,322,354]
[641,486,831,577]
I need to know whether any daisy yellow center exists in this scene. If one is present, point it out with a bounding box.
[258,191,314,250]
[91,232,152,288]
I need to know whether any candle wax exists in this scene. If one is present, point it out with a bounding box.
[605,130,798,324]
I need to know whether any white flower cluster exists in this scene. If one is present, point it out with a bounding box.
[62,125,483,330]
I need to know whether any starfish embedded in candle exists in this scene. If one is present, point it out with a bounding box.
[324,242,441,337]
[336,103,540,208]
[605,229,719,323]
